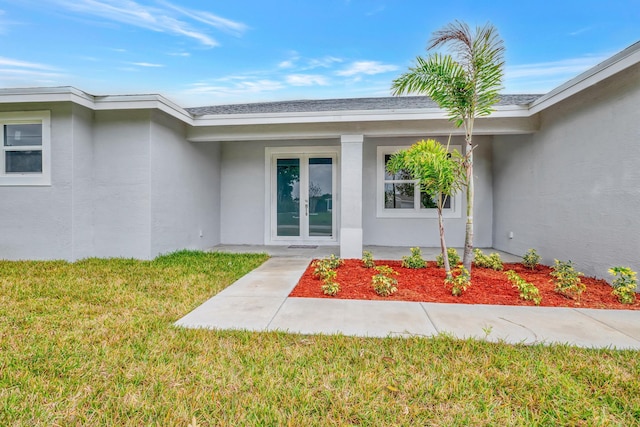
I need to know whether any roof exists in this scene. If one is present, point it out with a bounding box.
[186,94,543,116]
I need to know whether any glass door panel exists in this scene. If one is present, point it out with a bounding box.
[276,158,300,237]
[308,157,333,237]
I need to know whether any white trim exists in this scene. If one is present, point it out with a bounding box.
[376,145,462,219]
[264,146,339,245]
[0,86,194,125]
[0,111,51,186]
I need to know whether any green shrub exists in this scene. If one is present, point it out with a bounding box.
[436,247,460,268]
[522,248,541,270]
[362,251,375,268]
[401,247,426,269]
[444,265,471,296]
[608,266,637,304]
[473,248,503,270]
[321,281,340,296]
[312,255,342,279]
[505,270,541,305]
[550,260,585,300]
[372,265,398,296]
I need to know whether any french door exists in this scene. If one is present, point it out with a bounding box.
[271,152,336,243]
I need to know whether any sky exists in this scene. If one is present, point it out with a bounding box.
[0,0,638,107]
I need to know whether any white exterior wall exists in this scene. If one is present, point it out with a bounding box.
[362,135,494,248]
[493,64,640,279]
[0,103,74,260]
[150,111,221,255]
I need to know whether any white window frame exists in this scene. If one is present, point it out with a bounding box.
[0,111,51,186]
[376,145,462,219]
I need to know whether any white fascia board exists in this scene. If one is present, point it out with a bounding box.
[192,104,530,127]
[529,41,640,115]
[0,86,96,109]
[193,108,445,126]
[0,86,194,124]
[92,95,194,124]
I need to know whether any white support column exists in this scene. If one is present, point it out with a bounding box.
[340,134,364,258]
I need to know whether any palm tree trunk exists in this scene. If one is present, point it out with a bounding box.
[438,208,452,279]
[462,134,474,272]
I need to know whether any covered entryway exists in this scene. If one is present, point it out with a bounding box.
[266,147,338,245]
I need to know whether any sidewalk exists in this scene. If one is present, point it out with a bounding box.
[175,257,640,350]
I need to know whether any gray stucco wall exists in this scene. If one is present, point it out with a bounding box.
[150,111,221,255]
[70,104,96,260]
[219,139,339,244]
[91,110,152,258]
[493,64,640,279]
[0,103,74,260]
[363,135,493,248]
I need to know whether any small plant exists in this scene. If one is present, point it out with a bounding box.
[372,265,398,296]
[362,250,375,268]
[608,266,637,304]
[436,248,460,268]
[312,255,343,279]
[550,259,585,300]
[473,248,503,271]
[402,247,426,269]
[444,264,471,296]
[522,248,541,270]
[318,269,340,296]
[321,281,340,296]
[505,270,542,305]
[325,254,343,269]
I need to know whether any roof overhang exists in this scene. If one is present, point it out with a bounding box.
[186,104,536,141]
[0,86,194,124]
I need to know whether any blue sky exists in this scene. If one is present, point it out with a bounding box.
[0,0,638,107]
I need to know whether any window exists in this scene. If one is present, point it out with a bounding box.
[0,111,50,185]
[377,145,461,218]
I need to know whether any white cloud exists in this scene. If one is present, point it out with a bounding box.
[159,1,248,36]
[0,56,64,85]
[278,59,296,69]
[0,56,57,70]
[505,55,608,79]
[186,79,284,96]
[336,60,398,76]
[503,54,610,93]
[286,74,328,86]
[51,0,248,47]
[130,62,164,67]
[306,56,342,69]
[569,26,594,36]
[167,52,191,57]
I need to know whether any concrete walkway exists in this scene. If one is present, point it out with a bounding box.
[175,254,640,350]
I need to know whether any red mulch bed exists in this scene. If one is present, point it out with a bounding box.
[290,260,640,310]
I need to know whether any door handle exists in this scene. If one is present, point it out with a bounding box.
[305,201,309,216]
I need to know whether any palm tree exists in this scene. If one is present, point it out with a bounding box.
[386,139,465,279]
[391,20,505,272]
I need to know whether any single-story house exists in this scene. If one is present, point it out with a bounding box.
[0,42,638,280]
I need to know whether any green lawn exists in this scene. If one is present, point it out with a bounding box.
[1,251,639,426]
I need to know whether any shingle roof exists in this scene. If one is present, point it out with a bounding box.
[186,94,543,116]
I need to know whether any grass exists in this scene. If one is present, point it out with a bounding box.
[1,250,640,426]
